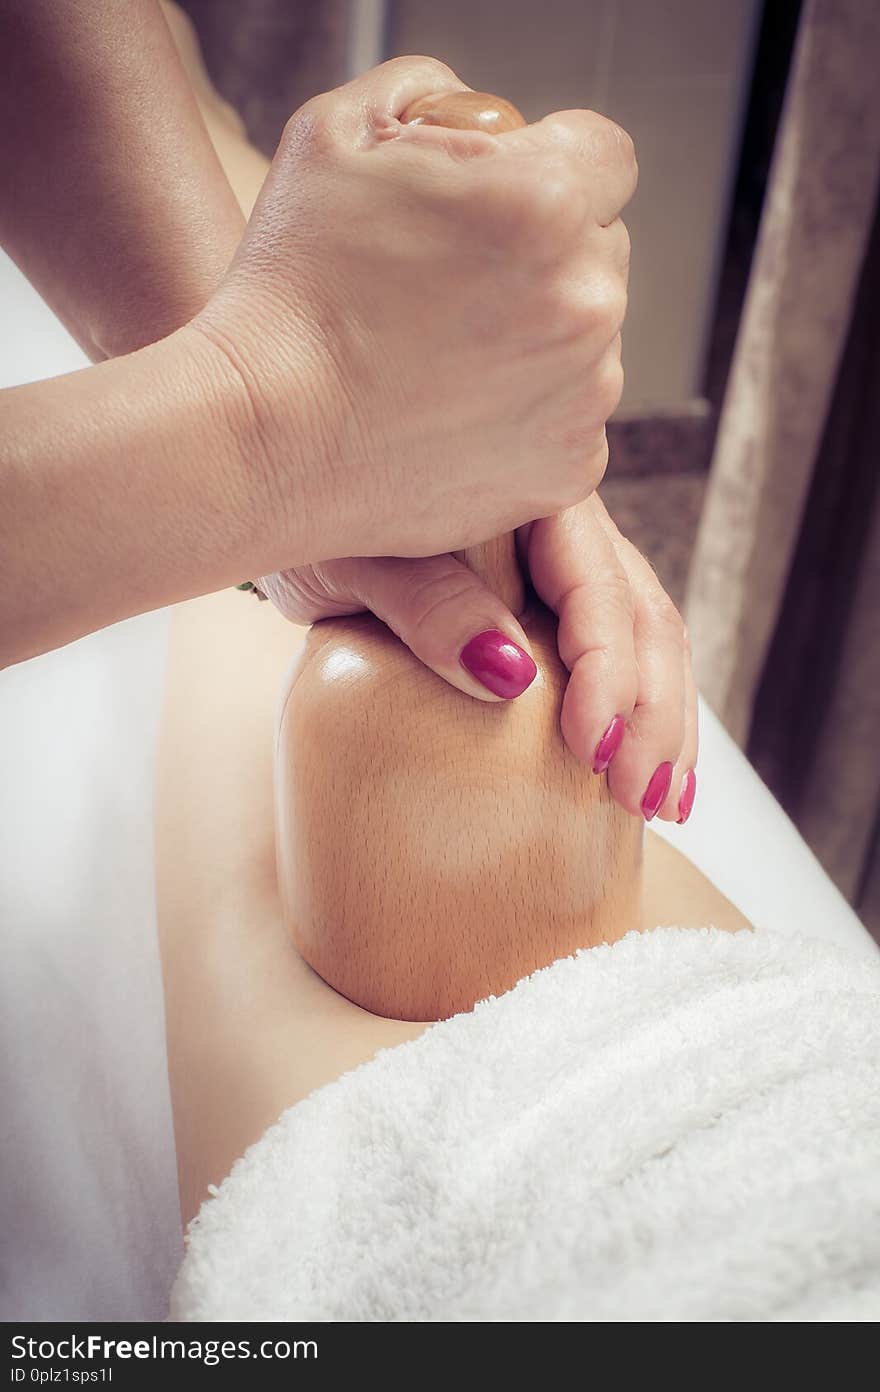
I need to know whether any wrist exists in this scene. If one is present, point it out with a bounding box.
[0,330,279,665]
[87,331,276,619]
[160,323,272,583]
[183,298,345,575]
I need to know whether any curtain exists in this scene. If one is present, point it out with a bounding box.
[685,0,880,936]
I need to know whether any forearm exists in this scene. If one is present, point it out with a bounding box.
[0,0,243,360]
[0,328,310,666]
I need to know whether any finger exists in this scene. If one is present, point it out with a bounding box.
[334,55,469,133]
[503,109,638,225]
[604,547,687,821]
[345,554,537,702]
[258,567,361,623]
[660,636,699,825]
[526,508,638,770]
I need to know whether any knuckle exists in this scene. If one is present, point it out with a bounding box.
[561,364,622,448]
[546,428,611,504]
[586,430,611,490]
[557,434,611,504]
[593,354,625,420]
[491,155,581,248]
[613,122,637,168]
[540,276,625,362]
[553,469,591,511]
[588,278,628,341]
[559,574,635,670]
[282,94,340,160]
[260,569,307,620]
[387,54,459,84]
[548,277,627,354]
[594,569,636,627]
[553,426,608,488]
[650,590,685,639]
[592,113,637,168]
[531,157,583,236]
[403,564,476,638]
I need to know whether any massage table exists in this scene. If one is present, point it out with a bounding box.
[1,248,874,1321]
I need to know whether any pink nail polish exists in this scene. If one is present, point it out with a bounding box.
[640,761,673,821]
[592,714,626,774]
[460,630,537,699]
[677,769,696,825]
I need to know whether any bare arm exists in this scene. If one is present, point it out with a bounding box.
[0,0,243,360]
[0,0,277,665]
[0,328,282,665]
[0,18,649,758]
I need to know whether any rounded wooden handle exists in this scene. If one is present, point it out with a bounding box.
[401,90,527,615]
[402,90,525,134]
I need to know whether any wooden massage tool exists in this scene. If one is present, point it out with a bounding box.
[276,91,643,1022]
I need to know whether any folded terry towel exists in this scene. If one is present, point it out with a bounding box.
[171,927,880,1322]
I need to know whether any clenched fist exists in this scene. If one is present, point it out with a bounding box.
[193,55,636,566]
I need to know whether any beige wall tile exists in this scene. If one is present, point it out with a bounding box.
[609,74,750,409]
[603,0,758,87]
[387,0,615,121]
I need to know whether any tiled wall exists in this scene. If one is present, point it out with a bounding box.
[384,0,761,413]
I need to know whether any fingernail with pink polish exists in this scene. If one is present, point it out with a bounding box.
[460,630,537,699]
[677,769,696,825]
[640,761,673,822]
[592,714,626,774]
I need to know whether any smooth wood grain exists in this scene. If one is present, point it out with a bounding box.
[277,605,643,1021]
[402,90,526,134]
[275,91,643,1021]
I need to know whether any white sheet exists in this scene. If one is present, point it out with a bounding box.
[1,249,874,1322]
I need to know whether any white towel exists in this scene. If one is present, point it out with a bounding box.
[171,927,880,1322]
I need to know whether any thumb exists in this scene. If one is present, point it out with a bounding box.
[347,554,537,701]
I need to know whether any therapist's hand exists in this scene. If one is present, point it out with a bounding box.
[520,495,698,824]
[193,55,635,564]
[258,493,698,825]
[1,29,639,674]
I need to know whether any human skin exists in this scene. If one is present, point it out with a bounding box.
[0,1,694,822]
[181,16,698,823]
[185,7,698,823]
[0,3,727,1213]
[0,4,633,663]
[0,0,243,360]
[157,585,747,1222]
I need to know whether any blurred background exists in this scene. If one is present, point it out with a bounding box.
[175,0,879,936]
